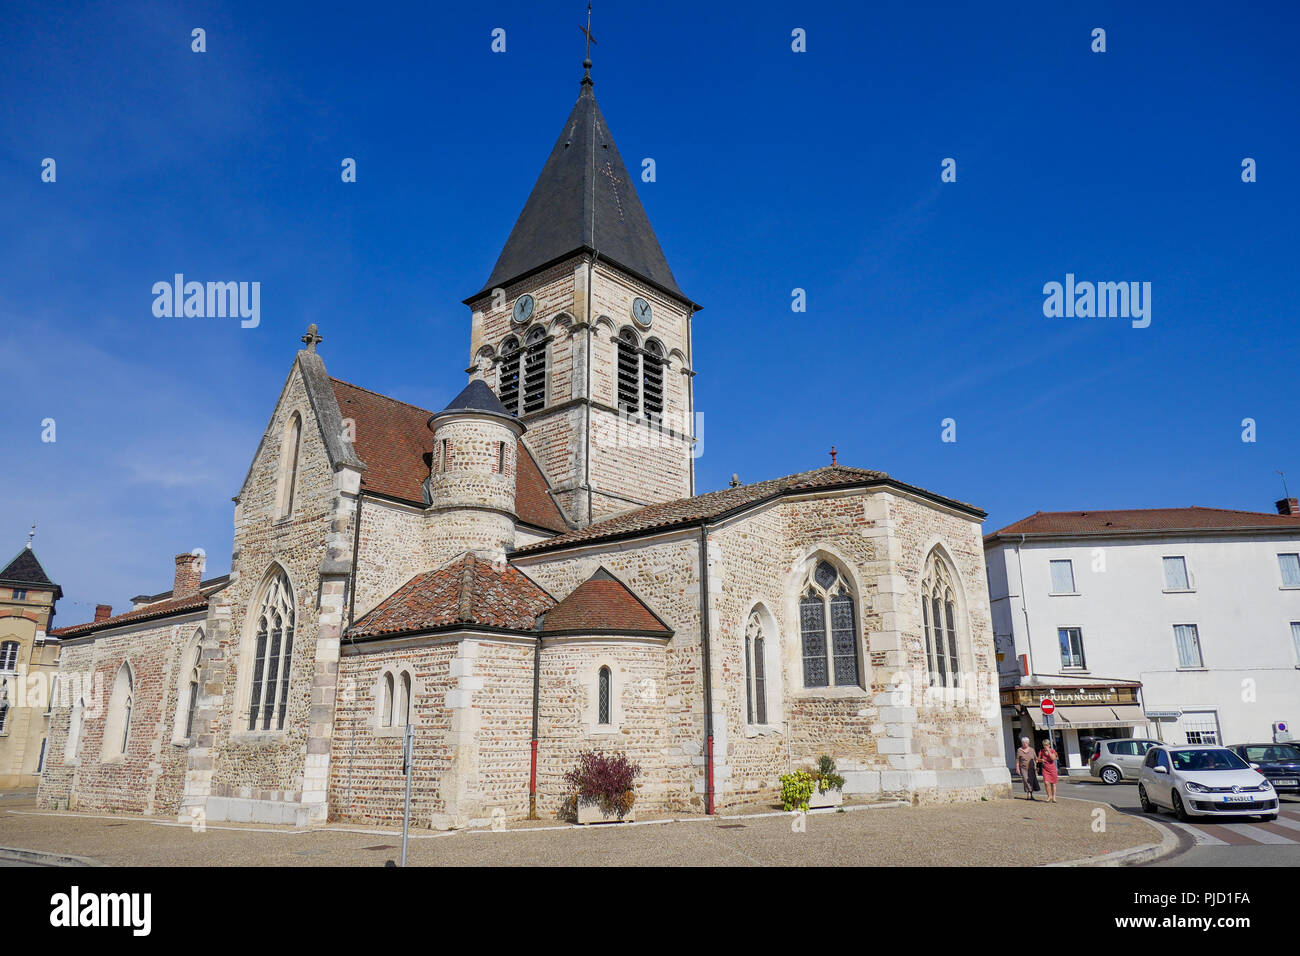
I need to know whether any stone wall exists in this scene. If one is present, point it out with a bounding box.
[37,614,206,816]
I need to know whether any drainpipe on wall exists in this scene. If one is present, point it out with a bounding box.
[697,524,715,815]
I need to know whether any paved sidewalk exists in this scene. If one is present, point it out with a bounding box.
[0,793,1162,866]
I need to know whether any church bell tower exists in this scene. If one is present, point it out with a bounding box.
[462,40,701,529]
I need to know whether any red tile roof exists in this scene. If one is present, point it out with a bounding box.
[542,568,672,636]
[514,465,979,555]
[349,553,556,638]
[330,378,568,532]
[51,582,225,639]
[987,507,1300,540]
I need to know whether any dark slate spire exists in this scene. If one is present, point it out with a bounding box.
[467,76,694,308]
[0,546,62,599]
[429,379,524,430]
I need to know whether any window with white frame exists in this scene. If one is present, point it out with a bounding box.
[1049,560,1076,594]
[799,560,863,689]
[1162,556,1190,590]
[0,701,7,734]
[245,570,296,731]
[1279,553,1300,588]
[12,588,27,601]
[744,611,768,724]
[1290,622,1300,664]
[0,641,18,672]
[1173,624,1204,668]
[1182,713,1219,745]
[1058,627,1086,669]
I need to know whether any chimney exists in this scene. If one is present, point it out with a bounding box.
[174,551,205,598]
[94,604,113,622]
[1277,498,1299,516]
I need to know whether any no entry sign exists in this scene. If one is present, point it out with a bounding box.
[1040,698,1055,716]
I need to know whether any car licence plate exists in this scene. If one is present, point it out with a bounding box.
[1222,794,1255,803]
[1274,778,1298,787]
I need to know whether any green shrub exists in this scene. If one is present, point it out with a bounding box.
[780,769,815,811]
[813,755,845,793]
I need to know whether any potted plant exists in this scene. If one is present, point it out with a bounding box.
[808,755,846,808]
[565,749,641,824]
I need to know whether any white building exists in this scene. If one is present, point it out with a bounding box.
[985,499,1300,771]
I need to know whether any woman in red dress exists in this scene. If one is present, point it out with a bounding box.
[1038,739,1060,802]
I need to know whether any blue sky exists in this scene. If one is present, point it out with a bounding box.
[3,1,1297,621]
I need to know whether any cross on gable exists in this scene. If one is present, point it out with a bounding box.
[301,324,323,352]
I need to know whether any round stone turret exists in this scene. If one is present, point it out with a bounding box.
[426,380,522,562]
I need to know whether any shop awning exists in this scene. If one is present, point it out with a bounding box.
[1024,705,1146,729]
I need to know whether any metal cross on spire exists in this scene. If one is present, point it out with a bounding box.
[579,2,596,84]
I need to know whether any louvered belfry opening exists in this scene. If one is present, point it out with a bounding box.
[522,327,547,414]
[499,336,521,413]
[642,339,664,421]
[617,328,639,413]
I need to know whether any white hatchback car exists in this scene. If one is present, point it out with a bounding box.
[1137,745,1278,821]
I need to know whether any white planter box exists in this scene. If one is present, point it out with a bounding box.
[576,800,636,824]
[808,788,843,809]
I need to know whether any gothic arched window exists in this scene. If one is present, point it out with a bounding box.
[522,326,548,414]
[744,612,768,724]
[102,663,134,758]
[174,629,203,742]
[597,666,611,725]
[246,570,296,731]
[399,671,412,726]
[380,672,395,728]
[921,550,962,688]
[498,336,521,413]
[275,412,302,519]
[798,560,862,689]
[617,328,640,413]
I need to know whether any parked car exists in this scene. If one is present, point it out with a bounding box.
[1089,738,1162,784]
[1137,745,1278,821]
[1226,743,1300,794]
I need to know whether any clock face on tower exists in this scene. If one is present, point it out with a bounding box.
[512,294,535,324]
[631,296,652,328]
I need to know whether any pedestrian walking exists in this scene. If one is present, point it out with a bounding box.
[1015,736,1039,800]
[1038,738,1060,803]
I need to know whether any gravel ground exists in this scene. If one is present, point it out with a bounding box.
[0,792,1160,866]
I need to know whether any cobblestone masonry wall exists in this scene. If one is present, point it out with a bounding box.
[202,364,348,810]
[329,640,458,827]
[37,614,206,815]
[515,536,705,813]
[535,639,669,817]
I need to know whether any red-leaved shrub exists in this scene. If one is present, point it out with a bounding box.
[564,750,642,817]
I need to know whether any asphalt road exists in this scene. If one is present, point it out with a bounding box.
[1057,774,1300,867]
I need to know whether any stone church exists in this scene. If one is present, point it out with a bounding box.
[38,62,1010,828]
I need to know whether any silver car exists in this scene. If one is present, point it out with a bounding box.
[1089,738,1162,784]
